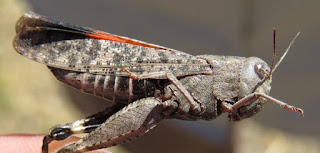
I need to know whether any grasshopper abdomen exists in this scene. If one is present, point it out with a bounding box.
[49,67,169,104]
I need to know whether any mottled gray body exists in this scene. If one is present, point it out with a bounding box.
[13,12,303,153]
[49,55,244,108]
[49,53,249,121]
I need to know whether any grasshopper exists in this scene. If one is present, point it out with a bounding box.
[13,12,303,153]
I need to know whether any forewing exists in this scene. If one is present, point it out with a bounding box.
[13,12,212,78]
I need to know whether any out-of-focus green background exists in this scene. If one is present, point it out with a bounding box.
[1,0,319,153]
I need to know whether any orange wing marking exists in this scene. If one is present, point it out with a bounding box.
[86,30,174,51]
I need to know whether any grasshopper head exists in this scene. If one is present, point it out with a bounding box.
[229,57,272,121]
[228,31,302,121]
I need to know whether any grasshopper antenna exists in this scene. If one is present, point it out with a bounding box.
[269,31,300,77]
[269,28,277,75]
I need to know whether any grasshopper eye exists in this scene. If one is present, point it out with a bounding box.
[254,63,269,79]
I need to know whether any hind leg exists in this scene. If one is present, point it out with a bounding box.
[42,103,125,153]
[56,97,168,153]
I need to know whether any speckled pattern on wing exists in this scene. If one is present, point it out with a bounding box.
[13,12,213,79]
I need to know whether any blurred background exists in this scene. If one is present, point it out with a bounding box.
[0,0,319,153]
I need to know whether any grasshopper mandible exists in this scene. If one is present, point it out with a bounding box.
[13,12,303,153]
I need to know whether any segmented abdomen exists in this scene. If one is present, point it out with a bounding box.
[49,67,167,104]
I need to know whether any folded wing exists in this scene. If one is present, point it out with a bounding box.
[13,12,212,78]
